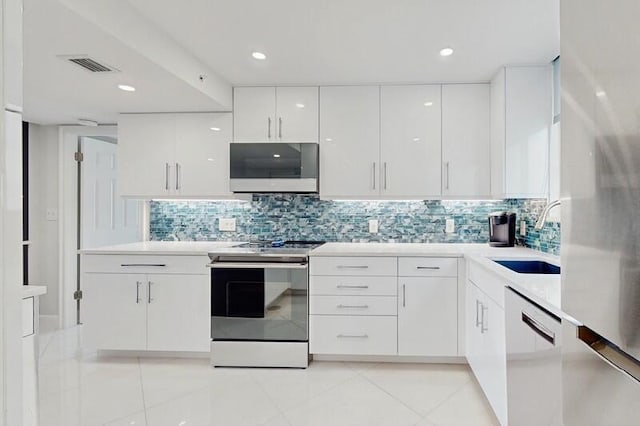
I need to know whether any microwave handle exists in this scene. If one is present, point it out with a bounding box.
[208,262,308,270]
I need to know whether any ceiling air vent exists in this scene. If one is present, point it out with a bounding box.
[58,55,120,73]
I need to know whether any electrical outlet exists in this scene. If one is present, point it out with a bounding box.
[368,219,379,234]
[520,220,527,236]
[445,218,455,233]
[46,208,58,221]
[219,218,236,232]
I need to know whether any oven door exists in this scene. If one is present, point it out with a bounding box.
[211,262,308,342]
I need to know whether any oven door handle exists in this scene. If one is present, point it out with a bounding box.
[208,262,308,269]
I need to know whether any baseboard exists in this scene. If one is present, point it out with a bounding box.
[312,354,468,364]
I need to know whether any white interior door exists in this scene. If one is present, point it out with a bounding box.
[81,137,140,249]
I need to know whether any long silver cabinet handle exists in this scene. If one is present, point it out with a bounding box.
[278,117,283,139]
[337,334,368,339]
[481,304,488,333]
[148,282,153,303]
[577,325,640,383]
[372,162,376,190]
[336,284,369,289]
[268,117,272,139]
[475,300,482,327]
[121,264,167,267]
[337,304,369,309]
[522,312,556,345]
[445,161,450,190]
[337,265,369,269]
[383,162,388,190]
[165,163,170,191]
[136,281,141,304]
[175,163,181,190]
[417,266,441,270]
[402,284,406,307]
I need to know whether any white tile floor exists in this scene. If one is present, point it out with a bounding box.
[37,322,499,426]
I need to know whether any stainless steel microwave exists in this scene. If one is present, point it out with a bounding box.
[229,142,319,193]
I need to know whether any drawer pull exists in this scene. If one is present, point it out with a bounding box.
[121,264,167,268]
[337,265,369,269]
[336,284,369,289]
[417,266,441,270]
[337,334,369,339]
[337,304,369,309]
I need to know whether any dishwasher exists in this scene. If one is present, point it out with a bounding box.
[505,287,562,426]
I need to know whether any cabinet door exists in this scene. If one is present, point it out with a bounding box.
[505,66,551,198]
[146,274,211,352]
[118,114,176,198]
[381,85,442,198]
[319,86,380,198]
[275,87,318,142]
[233,87,276,142]
[442,84,491,197]
[82,273,147,350]
[174,113,232,197]
[398,277,457,356]
[482,295,508,426]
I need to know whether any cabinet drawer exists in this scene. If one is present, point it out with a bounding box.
[310,257,397,276]
[310,295,397,316]
[468,260,505,308]
[310,276,397,296]
[82,254,210,275]
[398,257,458,277]
[22,297,34,337]
[310,315,397,355]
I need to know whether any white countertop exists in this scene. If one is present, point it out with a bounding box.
[79,241,245,255]
[22,285,47,298]
[310,242,561,315]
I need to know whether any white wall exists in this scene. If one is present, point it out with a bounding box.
[28,123,59,316]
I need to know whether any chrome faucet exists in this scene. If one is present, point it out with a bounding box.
[535,199,561,230]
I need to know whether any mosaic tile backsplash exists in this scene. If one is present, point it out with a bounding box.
[149,195,560,255]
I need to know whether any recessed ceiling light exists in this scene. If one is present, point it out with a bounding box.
[295,103,305,108]
[423,102,433,107]
[325,138,333,142]
[210,127,221,131]
[207,158,215,162]
[273,154,281,158]
[78,119,98,127]
[595,90,606,98]
[439,47,454,57]
[118,84,136,92]
[252,51,267,60]
[412,137,421,142]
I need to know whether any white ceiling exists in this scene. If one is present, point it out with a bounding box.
[127,0,559,85]
[24,0,559,125]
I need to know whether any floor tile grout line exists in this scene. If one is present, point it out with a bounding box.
[356,369,426,420]
[137,357,149,425]
[248,374,293,426]
[418,375,475,422]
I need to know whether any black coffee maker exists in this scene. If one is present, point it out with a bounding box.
[488,212,516,247]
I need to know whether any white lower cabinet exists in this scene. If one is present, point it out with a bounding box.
[309,256,459,357]
[466,263,508,426]
[398,277,458,356]
[82,255,210,352]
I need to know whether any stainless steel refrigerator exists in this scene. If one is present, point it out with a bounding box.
[562,0,640,424]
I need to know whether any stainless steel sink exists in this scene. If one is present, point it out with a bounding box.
[493,260,560,274]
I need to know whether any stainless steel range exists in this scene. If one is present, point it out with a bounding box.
[207,241,323,368]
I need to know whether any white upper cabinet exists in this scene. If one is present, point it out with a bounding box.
[491,66,552,198]
[233,87,276,142]
[275,87,319,142]
[233,86,318,142]
[118,114,176,198]
[118,113,233,199]
[174,113,232,198]
[442,84,491,198]
[319,86,380,199]
[380,85,442,198]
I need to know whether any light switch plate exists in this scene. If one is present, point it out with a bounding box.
[368,219,379,234]
[520,220,527,236]
[219,218,236,232]
[46,208,58,221]
[445,219,455,233]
